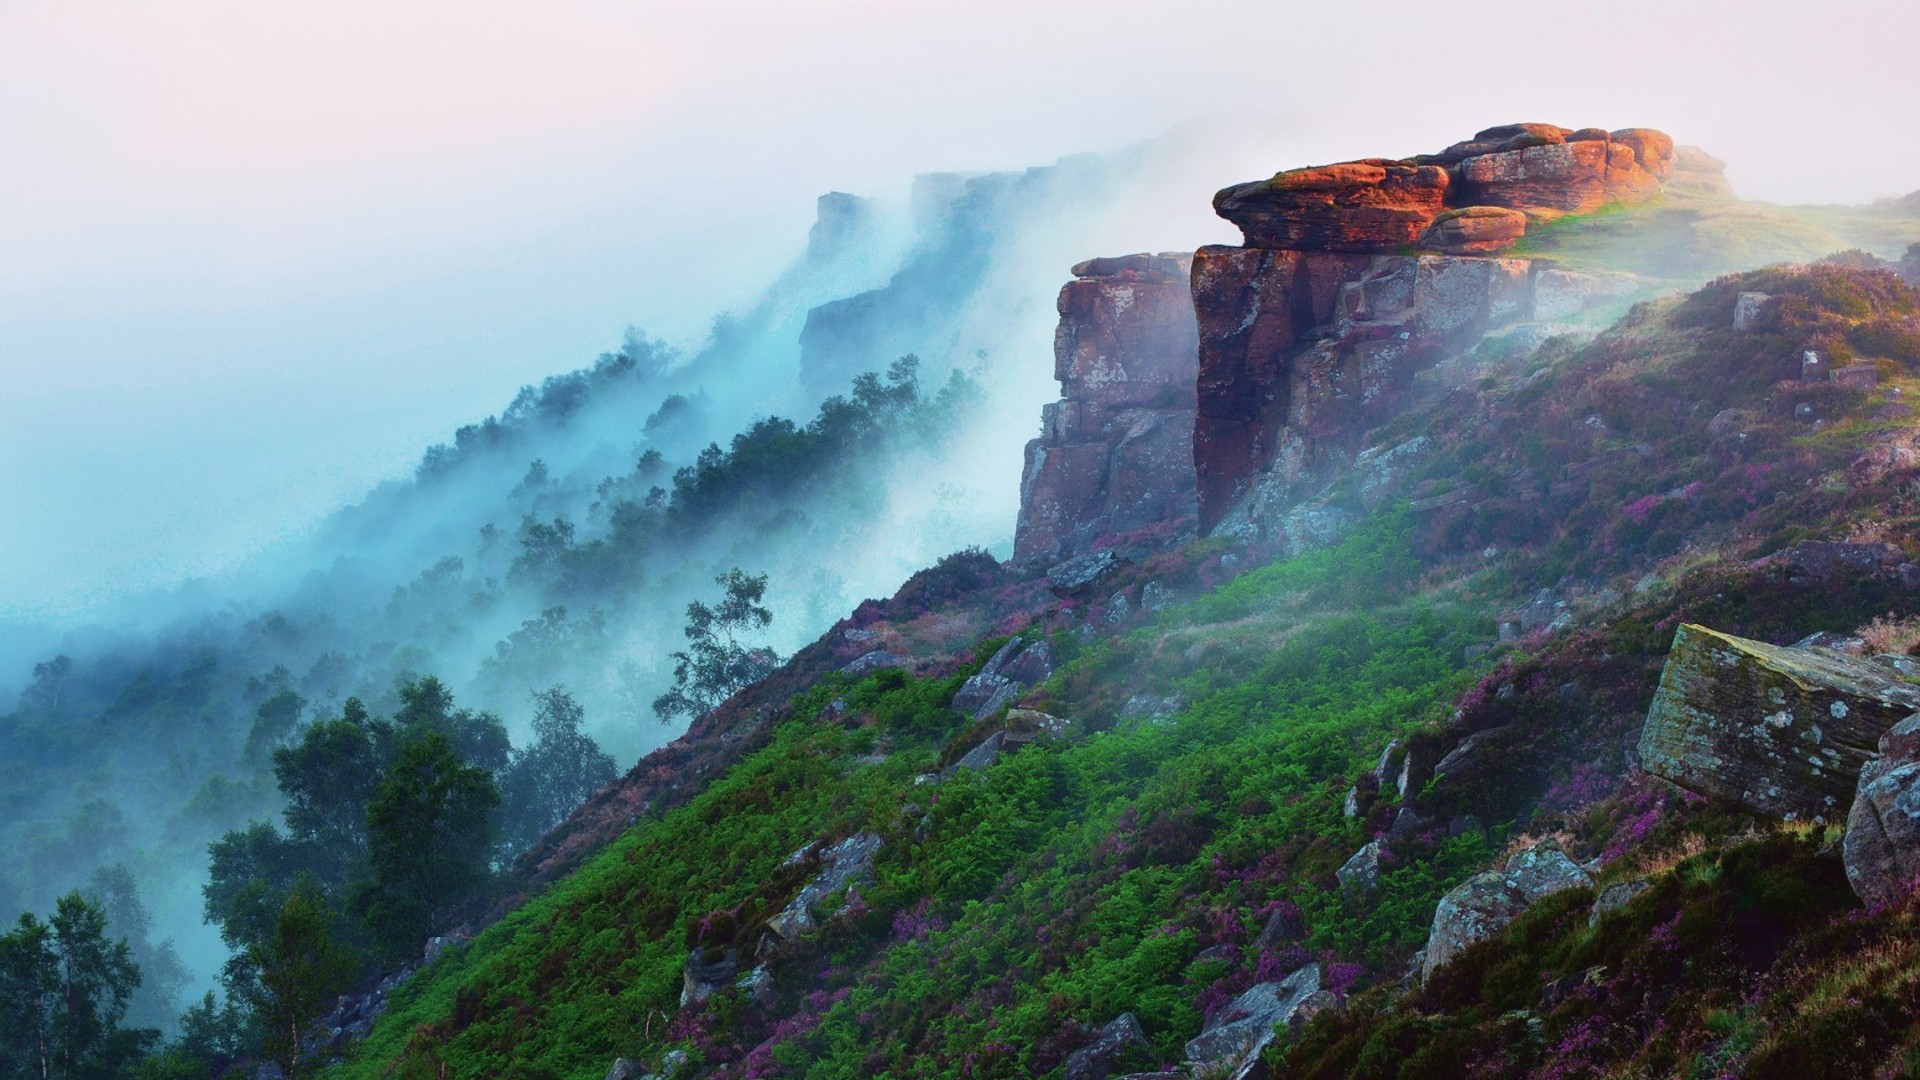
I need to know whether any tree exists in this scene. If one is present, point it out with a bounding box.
[0,893,153,1080]
[360,732,500,959]
[497,687,617,856]
[84,867,188,1033]
[245,890,354,1080]
[271,700,385,871]
[652,569,779,723]
[0,912,55,1080]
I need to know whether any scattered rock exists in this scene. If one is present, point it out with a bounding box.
[1422,841,1592,982]
[952,637,1055,720]
[681,946,738,1008]
[1184,966,1330,1071]
[943,731,1010,777]
[842,650,908,676]
[1733,291,1772,330]
[1637,623,1920,822]
[1064,1012,1151,1080]
[737,964,776,1007]
[1588,878,1651,927]
[1336,840,1382,891]
[606,1059,641,1080]
[766,833,883,939]
[1832,363,1880,391]
[1431,728,1508,791]
[1846,715,1920,907]
[1049,550,1127,596]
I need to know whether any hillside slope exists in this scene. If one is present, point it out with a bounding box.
[330,246,1920,1078]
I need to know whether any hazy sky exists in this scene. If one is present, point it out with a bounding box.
[3,0,1917,620]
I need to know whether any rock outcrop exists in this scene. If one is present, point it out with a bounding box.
[1015,254,1200,565]
[1845,714,1920,907]
[1637,624,1920,823]
[951,636,1054,720]
[1421,841,1591,983]
[1064,1013,1151,1080]
[1192,123,1683,531]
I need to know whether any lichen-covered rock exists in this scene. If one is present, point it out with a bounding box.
[1637,624,1920,822]
[1063,1012,1150,1080]
[1421,842,1591,982]
[1420,206,1529,255]
[765,833,882,939]
[1845,715,1920,907]
[1214,162,1451,252]
[1336,840,1382,891]
[1184,966,1328,1069]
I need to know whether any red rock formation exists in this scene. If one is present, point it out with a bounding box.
[1014,253,1201,565]
[1214,161,1450,252]
[1190,123,1684,531]
[1456,137,1662,217]
[1420,206,1530,255]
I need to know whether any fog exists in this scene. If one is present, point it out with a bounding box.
[2,0,1918,1042]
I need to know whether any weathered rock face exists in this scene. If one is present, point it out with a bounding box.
[1845,715,1920,907]
[1456,136,1663,217]
[1214,162,1451,252]
[1421,841,1591,983]
[951,636,1054,720]
[1015,254,1200,565]
[1637,624,1920,823]
[1192,123,1681,531]
[1421,206,1530,255]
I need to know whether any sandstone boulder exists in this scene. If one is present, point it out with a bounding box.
[1420,206,1529,255]
[1638,624,1920,822]
[1214,162,1451,252]
[1608,128,1677,178]
[1457,138,1661,217]
[1184,966,1331,1070]
[1845,714,1920,907]
[1421,841,1591,982]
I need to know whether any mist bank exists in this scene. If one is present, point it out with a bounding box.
[0,120,1310,1025]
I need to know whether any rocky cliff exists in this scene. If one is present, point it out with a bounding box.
[1192,123,1691,534]
[1014,253,1200,566]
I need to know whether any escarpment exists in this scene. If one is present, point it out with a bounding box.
[1192,123,1692,533]
[1014,253,1200,566]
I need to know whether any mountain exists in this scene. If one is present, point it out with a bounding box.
[288,125,1920,1079]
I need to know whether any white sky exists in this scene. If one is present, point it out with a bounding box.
[2,0,1917,619]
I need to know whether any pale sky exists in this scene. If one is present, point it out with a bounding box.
[2,0,1917,619]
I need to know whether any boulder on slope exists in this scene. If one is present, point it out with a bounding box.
[1421,841,1591,983]
[1845,715,1920,907]
[1637,623,1920,823]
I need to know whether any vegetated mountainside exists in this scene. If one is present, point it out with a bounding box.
[328,174,1920,1077]
[0,129,1271,1020]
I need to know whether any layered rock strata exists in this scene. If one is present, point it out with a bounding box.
[1014,253,1200,565]
[1192,124,1685,531]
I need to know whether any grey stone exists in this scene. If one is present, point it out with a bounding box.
[1732,291,1771,331]
[1588,879,1651,927]
[1336,840,1382,891]
[1846,715,1920,907]
[680,947,738,1008]
[842,650,908,676]
[1049,550,1126,595]
[606,1059,641,1080]
[1064,1012,1150,1080]
[766,833,883,939]
[1184,966,1324,1068]
[1638,623,1920,823]
[1422,841,1591,982]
